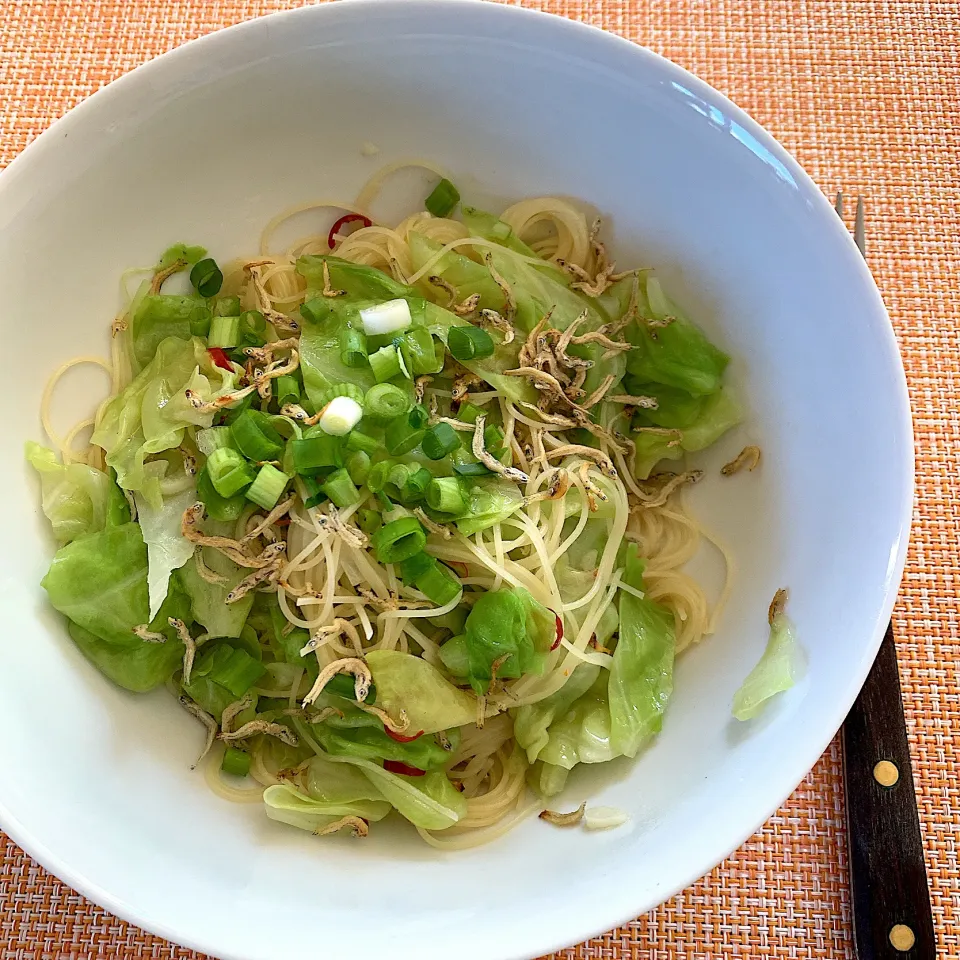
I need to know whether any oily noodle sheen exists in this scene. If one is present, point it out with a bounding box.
[43,162,728,850]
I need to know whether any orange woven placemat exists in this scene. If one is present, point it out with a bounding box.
[1,1,957,957]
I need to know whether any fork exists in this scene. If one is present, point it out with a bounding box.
[836,193,936,959]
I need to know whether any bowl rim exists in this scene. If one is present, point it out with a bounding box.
[0,1,914,957]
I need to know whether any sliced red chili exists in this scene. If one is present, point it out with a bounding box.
[551,611,564,651]
[383,759,426,777]
[208,347,233,371]
[446,560,470,579]
[385,728,425,744]
[327,213,373,249]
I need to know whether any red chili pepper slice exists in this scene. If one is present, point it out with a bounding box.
[551,611,564,651]
[208,347,233,371]
[385,728,425,744]
[327,213,373,249]
[383,759,426,777]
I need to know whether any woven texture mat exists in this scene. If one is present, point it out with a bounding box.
[1,1,958,957]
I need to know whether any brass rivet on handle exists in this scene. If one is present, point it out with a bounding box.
[873,759,900,787]
[889,924,916,952]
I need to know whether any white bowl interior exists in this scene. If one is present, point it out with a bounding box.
[0,4,911,959]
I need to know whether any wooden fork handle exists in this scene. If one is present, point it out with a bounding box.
[842,623,937,958]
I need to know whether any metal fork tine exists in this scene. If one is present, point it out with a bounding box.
[835,190,844,218]
[854,196,866,256]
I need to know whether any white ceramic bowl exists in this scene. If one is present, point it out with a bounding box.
[0,3,912,958]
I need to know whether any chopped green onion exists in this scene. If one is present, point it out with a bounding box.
[456,402,485,424]
[448,325,495,361]
[189,311,212,338]
[221,746,252,778]
[207,447,256,498]
[246,463,289,510]
[222,390,256,426]
[384,463,412,501]
[453,460,492,477]
[190,257,224,298]
[414,562,461,605]
[317,396,364,436]
[231,409,284,462]
[197,466,245,521]
[215,295,242,317]
[239,310,267,347]
[208,314,240,348]
[365,459,392,494]
[484,424,507,459]
[421,422,461,460]
[369,344,402,383]
[399,327,441,375]
[400,551,436,585]
[196,643,265,697]
[345,430,380,455]
[402,467,433,504]
[300,475,328,509]
[385,416,426,456]
[345,450,372,485]
[357,509,382,534]
[299,298,332,326]
[372,517,427,564]
[425,178,461,218]
[426,476,468,514]
[274,374,300,409]
[291,434,342,476]
[339,326,368,368]
[407,404,429,429]
[321,467,361,508]
[313,383,365,407]
[364,383,412,424]
[360,299,412,336]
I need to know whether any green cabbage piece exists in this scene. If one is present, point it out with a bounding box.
[26,442,128,545]
[625,276,729,397]
[733,598,798,720]
[91,336,236,508]
[179,549,254,639]
[460,587,554,694]
[298,255,410,301]
[40,522,189,691]
[182,642,264,720]
[263,783,391,834]
[132,294,212,369]
[454,478,525,536]
[313,714,454,772]
[408,232,507,311]
[157,243,207,270]
[538,671,617,769]
[460,207,544,259]
[632,388,742,478]
[66,620,185,694]
[607,544,675,757]
[366,650,476,734]
[326,753,467,830]
[134,485,196,620]
[513,664,600,764]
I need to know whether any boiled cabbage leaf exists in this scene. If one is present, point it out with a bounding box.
[26,442,128,545]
